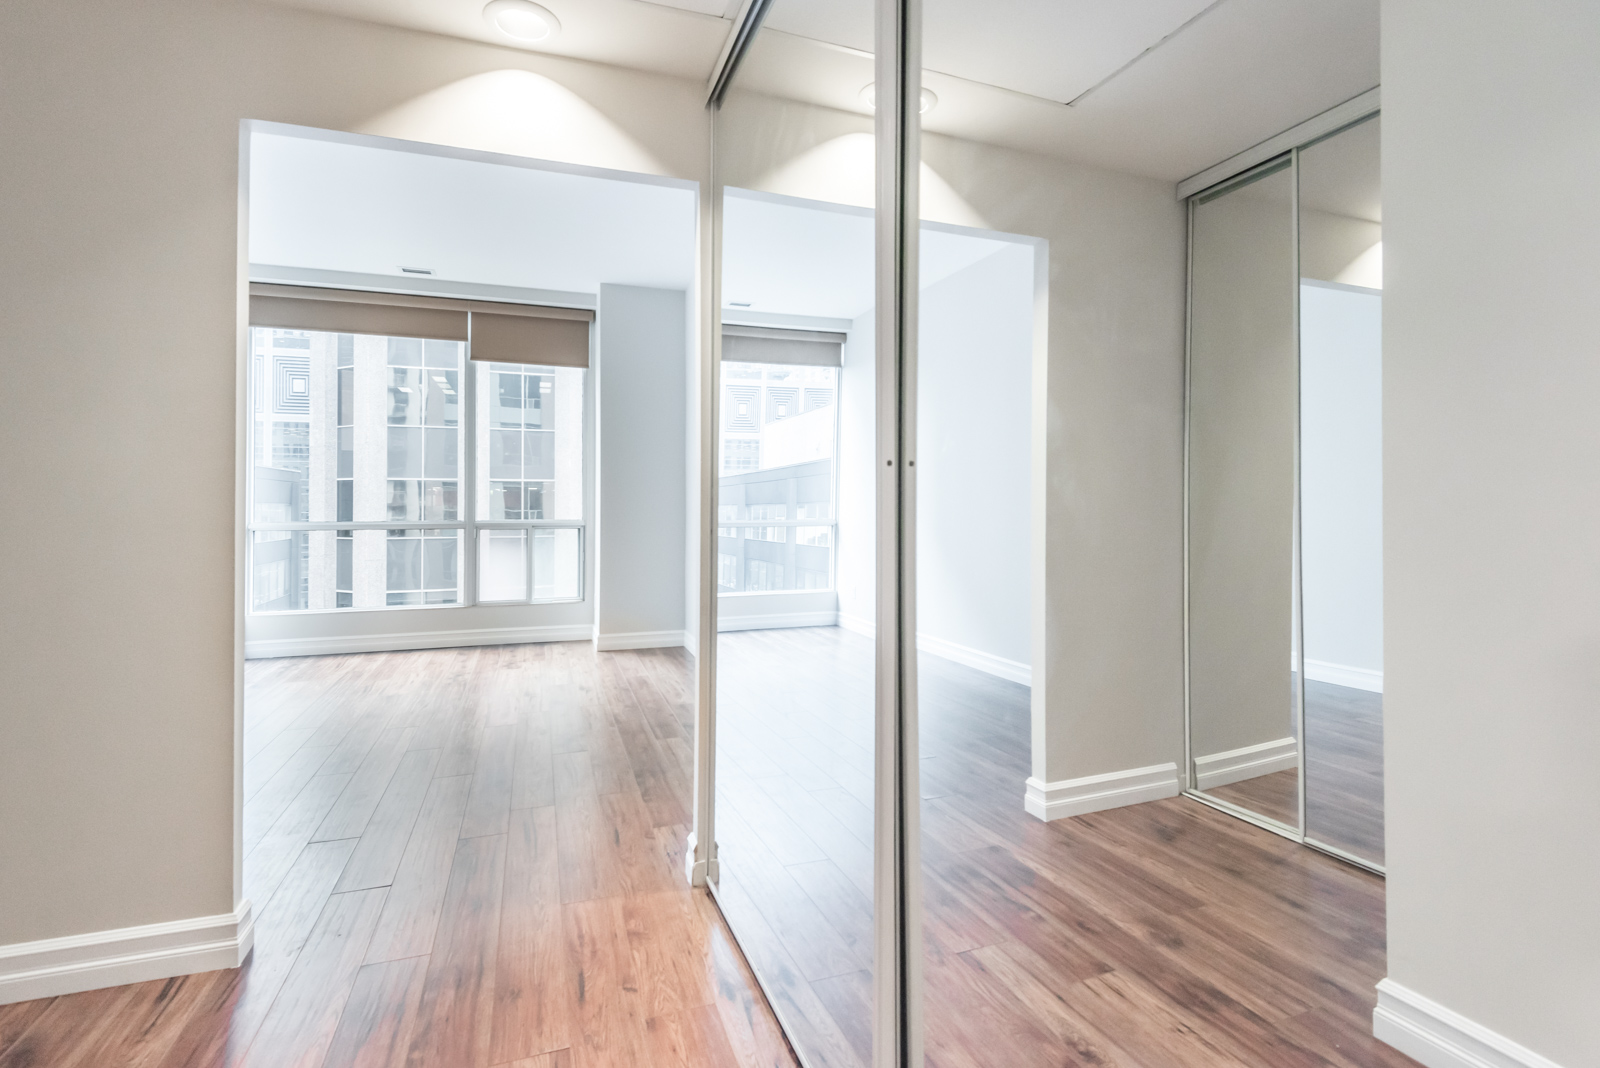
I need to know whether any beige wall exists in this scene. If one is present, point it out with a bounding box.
[921,136,1187,785]
[1187,170,1299,761]
[0,0,708,946]
[714,91,1188,786]
[1383,1,1600,1064]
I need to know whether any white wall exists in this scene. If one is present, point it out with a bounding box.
[0,0,707,968]
[1379,2,1600,1066]
[595,284,689,647]
[837,306,877,634]
[1300,281,1383,688]
[915,242,1035,674]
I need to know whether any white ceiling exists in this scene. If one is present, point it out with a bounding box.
[249,132,698,292]
[258,0,1378,183]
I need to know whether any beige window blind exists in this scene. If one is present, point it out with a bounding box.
[721,324,846,367]
[467,302,592,368]
[248,283,593,367]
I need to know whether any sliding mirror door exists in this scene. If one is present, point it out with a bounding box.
[708,5,882,1064]
[1186,159,1302,831]
[1298,115,1384,867]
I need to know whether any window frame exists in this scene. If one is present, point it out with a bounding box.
[246,320,591,615]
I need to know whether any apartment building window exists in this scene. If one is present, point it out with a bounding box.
[247,284,591,613]
[717,322,843,594]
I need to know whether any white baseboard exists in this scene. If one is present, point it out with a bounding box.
[1195,736,1299,790]
[1024,763,1180,821]
[717,610,838,633]
[0,902,254,1005]
[594,629,690,651]
[838,611,874,638]
[1306,658,1384,693]
[834,613,1031,687]
[1374,979,1567,1068]
[245,623,593,659]
[916,633,1031,687]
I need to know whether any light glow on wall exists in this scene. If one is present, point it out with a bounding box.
[358,70,665,176]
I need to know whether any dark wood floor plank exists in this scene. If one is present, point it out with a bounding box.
[461,724,519,839]
[244,744,336,855]
[363,775,472,963]
[319,956,429,1068]
[491,806,571,1065]
[562,897,650,1068]
[314,726,417,843]
[0,998,52,1061]
[244,772,356,915]
[335,748,444,894]
[0,980,140,1068]
[226,837,362,1063]
[402,834,507,1068]
[236,886,389,1068]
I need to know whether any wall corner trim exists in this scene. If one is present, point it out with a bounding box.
[0,902,254,1006]
[1373,979,1567,1068]
[594,629,690,651]
[1023,763,1180,821]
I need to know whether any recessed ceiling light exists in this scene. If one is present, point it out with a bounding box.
[483,0,560,42]
[860,83,938,115]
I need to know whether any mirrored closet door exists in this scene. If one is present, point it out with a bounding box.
[1185,112,1384,871]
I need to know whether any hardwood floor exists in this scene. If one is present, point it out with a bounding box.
[0,643,798,1068]
[1,634,1406,1068]
[1202,680,1386,865]
[714,627,1415,1068]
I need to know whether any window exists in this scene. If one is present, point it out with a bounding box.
[248,324,586,613]
[717,360,838,593]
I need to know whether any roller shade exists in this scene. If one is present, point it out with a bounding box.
[248,284,594,367]
[249,284,468,342]
[468,302,592,368]
[722,324,845,367]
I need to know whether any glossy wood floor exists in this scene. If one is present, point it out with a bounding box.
[0,643,798,1068]
[1204,680,1386,864]
[714,627,1416,1068]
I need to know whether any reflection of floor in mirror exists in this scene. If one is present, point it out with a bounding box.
[1304,680,1385,863]
[1208,768,1299,826]
[1205,681,1384,864]
[715,626,1414,1068]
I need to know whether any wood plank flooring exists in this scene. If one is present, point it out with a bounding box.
[0,634,1407,1068]
[713,626,1415,1068]
[0,643,798,1068]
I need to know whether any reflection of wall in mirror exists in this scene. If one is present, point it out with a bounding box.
[1187,172,1299,769]
[1301,282,1383,692]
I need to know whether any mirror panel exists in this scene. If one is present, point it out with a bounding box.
[1187,160,1302,831]
[1299,116,1385,865]
[709,6,879,1065]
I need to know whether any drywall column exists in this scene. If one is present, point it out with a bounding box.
[593,284,689,649]
[1376,2,1600,1066]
